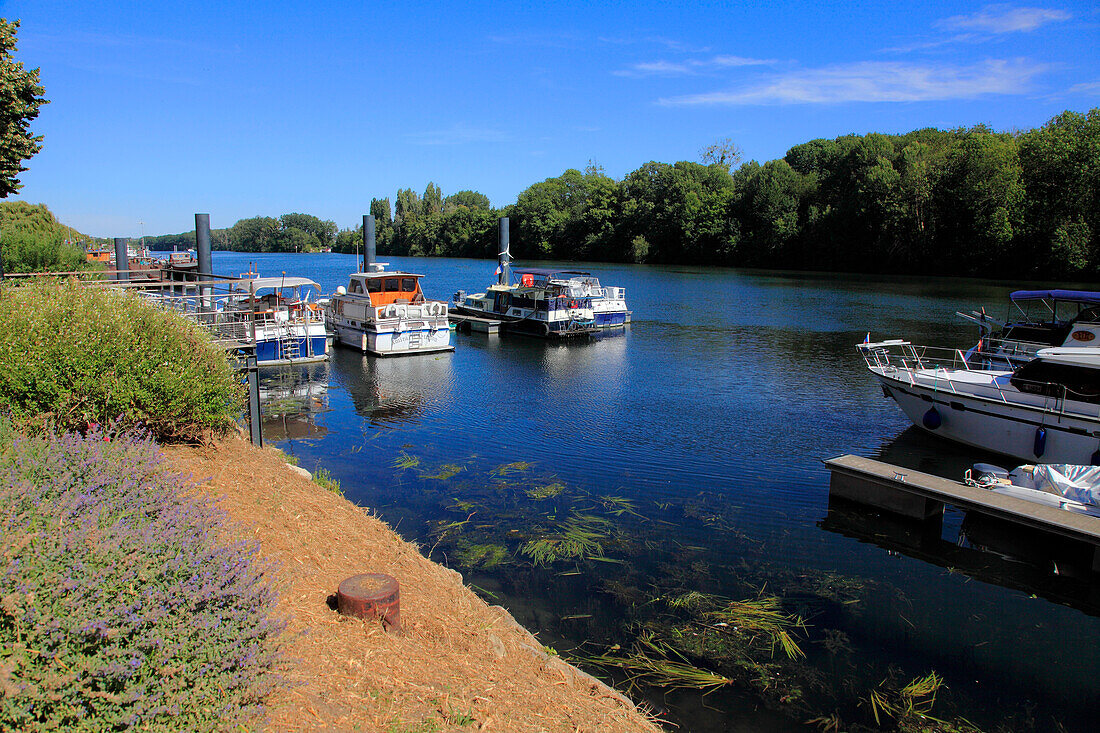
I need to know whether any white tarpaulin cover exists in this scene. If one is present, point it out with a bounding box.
[1010,464,1100,507]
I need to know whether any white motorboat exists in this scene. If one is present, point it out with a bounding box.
[965,462,1100,518]
[326,268,452,356]
[859,339,1100,464]
[957,289,1100,369]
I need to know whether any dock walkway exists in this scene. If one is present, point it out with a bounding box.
[824,454,1100,571]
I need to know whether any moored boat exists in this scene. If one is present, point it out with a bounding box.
[323,215,452,356]
[228,276,329,365]
[859,339,1100,464]
[965,462,1100,518]
[958,289,1100,369]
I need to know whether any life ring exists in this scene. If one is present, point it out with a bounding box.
[570,299,579,309]
[396,305,408,319]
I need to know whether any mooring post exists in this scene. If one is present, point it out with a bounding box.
[113,238,130,282]
[247,354,262,446]
[195,213,213,312]
[498,217,510,285]
[363,214,376,272]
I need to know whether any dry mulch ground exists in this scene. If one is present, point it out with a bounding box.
[164,434,662,733]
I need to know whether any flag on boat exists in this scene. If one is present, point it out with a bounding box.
[494,265,502,276]
[863,332,870,344]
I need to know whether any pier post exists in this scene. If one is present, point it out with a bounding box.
[195,214,213,312]
[498,217,510,285]
[113,238,129,282]
[246,354,262,446]
[363,214,375,272]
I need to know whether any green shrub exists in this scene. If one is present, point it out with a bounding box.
[0,425,285,730]
[0,279,243,441]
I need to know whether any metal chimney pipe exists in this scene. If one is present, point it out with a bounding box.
[498,217,510,285]
[195,214,213,280]
[113,237,130,282]
[363,215,376,272]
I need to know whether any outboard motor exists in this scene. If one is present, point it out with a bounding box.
[965,463,1010,487]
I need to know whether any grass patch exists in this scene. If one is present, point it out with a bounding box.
[313,467,342,495]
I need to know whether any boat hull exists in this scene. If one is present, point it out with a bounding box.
[333,319,454,356]
[254,331,329,365]
[873,371,1100,464]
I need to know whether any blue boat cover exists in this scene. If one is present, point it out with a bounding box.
[1010,289,1100,304]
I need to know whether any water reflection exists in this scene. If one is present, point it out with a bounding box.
[330,348,455,427]
[259,362,330,441]
[821,497,1100,616]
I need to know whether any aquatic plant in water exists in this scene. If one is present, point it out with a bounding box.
[519,513,612,566]
[421,463,465,480]
[705,596,807,660]
[490,461,531,478]
[580,632,733,695]
[393,450,420,469]
[452,540,510,569]
[525,482,565,500]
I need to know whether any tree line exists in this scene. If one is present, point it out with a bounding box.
[323,108,1100,280]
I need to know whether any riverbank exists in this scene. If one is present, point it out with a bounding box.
[163,434,662,732]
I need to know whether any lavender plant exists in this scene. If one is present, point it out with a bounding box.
[0,425,284,730]
[0,279,243,441]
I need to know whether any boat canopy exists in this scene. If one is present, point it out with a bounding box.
[513,267,592,277]
[355,271,424,279]
[1010,290,1100,305]
[233,276,320,292]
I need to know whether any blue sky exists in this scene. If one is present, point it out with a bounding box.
[4,1,1099,238]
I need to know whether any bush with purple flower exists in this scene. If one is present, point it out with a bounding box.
[0,423,285,730]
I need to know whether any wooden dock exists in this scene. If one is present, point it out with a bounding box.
[824,454,1100,570]
[448,312,503,334]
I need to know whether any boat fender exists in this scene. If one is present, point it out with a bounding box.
[922,406,941,430]
[1033,427,1047,458]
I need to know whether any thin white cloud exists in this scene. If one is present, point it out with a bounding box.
[405,124,510,146]
[615,55,776,77]
[936,5,1071,34]
[659,59,1048,106]
[1064,81,1100,96]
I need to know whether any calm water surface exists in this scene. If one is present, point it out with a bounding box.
[217,252,1100,732]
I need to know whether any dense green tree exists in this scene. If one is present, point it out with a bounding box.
[934,128,1024,275]
[0,19,47,197]
[229,216,280,252]
[445,190,492,212]
[279,213,336,249]
[1018,109,1100,275]
[0,201,93,272]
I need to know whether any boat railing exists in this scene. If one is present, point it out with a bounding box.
[858,341,975,373]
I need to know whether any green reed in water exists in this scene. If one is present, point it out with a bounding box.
[579,631,733,694]
[704,596,807,660]
[393,451,420,469]
[520,513,613,566]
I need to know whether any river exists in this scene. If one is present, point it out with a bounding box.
[213,251,1100,732]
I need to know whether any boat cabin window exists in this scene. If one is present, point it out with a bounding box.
[1011,360,1100,403]
[401,277,417,293]
[349,279,363,294]
[366,279,381,293]
[384,278,400,292]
